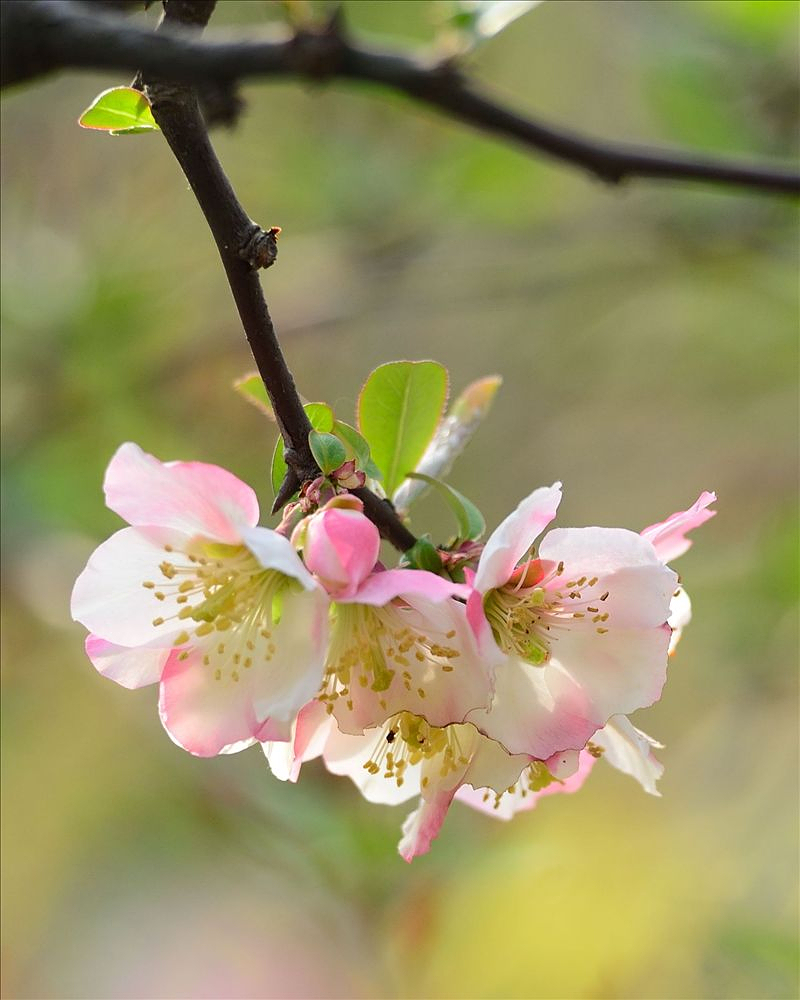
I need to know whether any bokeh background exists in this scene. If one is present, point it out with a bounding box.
[2,1,798,997]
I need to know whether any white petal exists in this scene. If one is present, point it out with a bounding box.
[592,715,664,795]
[474,484,562,594]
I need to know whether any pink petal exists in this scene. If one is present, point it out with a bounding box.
[474,484,562,594]
[539,526,678,627]
[641,491,717,564]
[456,749,596,820]
[84,634,169,689]
[398,785,458,862]
[302,508,380,599]
[668,587,692,654]
[71,526,196,647]
[473,623,671,758]
[158,648,264,757]
[158,586,328,757]
[348,568,469,607]
[331,597,494,735]
[104,442,259,542]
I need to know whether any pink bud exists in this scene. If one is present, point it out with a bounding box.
[302,504,380,598]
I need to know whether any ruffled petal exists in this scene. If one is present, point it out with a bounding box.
[474,484,562,594]
[104,442,259,542]
[348,569,469,607]
[158,648,267,757]
[158,584,327,757]
[641,491,717,565]
[472,620,670,758]
[456,748,596,820]
[592,715,664,795]
[331,596,494,735]
[71,526,196,647]
[84,634,169,689]
[539,526,678,627]
[323,724,421,805]
[398,785,458,862]
[470,655,599,759]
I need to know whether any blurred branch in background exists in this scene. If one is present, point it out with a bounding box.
[2,0,798,195]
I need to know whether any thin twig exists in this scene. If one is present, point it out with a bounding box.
[138,0,415,548]
[2,0,798,196]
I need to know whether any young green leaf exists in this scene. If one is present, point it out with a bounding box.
[332,420,373,470]
[393,374,501,512]
[270,402,335,498]
[399,535,444,574]
[309,431,347,475]
[78,87,160,135]
[407,473,486,541]
[357,360,448,498]
[233,373,275,420]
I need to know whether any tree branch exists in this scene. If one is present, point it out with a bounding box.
[136,0,415,549]
[2,0,798,196]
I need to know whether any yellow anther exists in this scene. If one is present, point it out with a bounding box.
[174,631,191,646]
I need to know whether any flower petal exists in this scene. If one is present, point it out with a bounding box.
[592,715,664,795]
[539,526,678,627]
[641,491,717,564]
[331,596,494,734]
[84,634,169,689]
[472,622,670,758]
[474,484,562,594]
[239,525,320,589]
[398,785,458,862]
[302,507,380,599]
[158,585,328,757]
[71,526,196,647]
[104,442,259,541]
[668,587,692,654]
[323,724,421,805]
[456,748,596,820]
[348,569,469,607]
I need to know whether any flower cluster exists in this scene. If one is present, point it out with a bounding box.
[72,442,715,860]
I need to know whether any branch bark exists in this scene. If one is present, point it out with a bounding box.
[2,0,798,196]
[139,0,416,549]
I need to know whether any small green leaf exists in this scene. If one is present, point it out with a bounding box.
[357,360,448,498]
[270,402,335,499]
[399,535,444,574]
[309,431,347,475]
[233,373,275,419]
[79,86,160,134]
[393,374,501,512]
[407,473,486,541]
[333,420,372,470]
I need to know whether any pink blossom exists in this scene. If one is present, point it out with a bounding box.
[71,443,329,756]
[641,491,717,653]
[465,484,679,759]
[297,499,493,734]
[264,700,532,860]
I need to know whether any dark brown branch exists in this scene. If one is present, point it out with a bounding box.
[2,1,798,196]
[139,0,416,548]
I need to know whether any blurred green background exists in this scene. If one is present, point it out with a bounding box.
[2,1,798,997]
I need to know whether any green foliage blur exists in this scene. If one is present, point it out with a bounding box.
[2,2,798,997]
